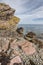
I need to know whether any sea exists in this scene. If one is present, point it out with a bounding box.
[18,24,43,39]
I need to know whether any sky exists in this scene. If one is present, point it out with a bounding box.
[0,0,43,24]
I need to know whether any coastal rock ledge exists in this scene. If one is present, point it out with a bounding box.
[0,3,43,65]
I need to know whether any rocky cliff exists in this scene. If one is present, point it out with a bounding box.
[0,3,43,65]
[0,3,20,32]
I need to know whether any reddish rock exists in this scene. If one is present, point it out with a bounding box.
[10,56,22,65]
[14,39,36,56]
[10,39,17,48]
[23,46,36,55]
[22,41,36,55]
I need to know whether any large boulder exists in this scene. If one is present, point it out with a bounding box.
[25,32,36,38]
[16,27,24,37]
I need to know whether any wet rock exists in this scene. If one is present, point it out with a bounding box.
[24,32,37,44]
[24,32,43,49]
[25,32,36,38]
[16,27,24,37]
[16,27,24,34]
[0,37,43,65]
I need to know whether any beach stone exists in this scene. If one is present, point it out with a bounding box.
[38,49,43,60]
[0,37,43,65]
[28,52,43,65]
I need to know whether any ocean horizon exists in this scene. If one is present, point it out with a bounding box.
[18,24,43,35]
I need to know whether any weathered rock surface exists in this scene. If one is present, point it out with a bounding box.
[0,3,43,65]
[25,32,36,38]
[0,3,20,36]
[16,27,24,37]
[24,32,43,65]
[0,3,11,11]
[16,27,24,34]
[0,16,20,31]
[24,32,43,49]
[0,37,43,65]
[10,38,36,55]
[0,3,15,20]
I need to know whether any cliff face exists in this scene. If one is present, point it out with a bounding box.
[0,3,20,32]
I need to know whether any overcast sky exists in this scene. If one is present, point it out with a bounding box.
[0,0,43,24]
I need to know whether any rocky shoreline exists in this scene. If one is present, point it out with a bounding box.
[0,3,43,65]
[0,27,43,65]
